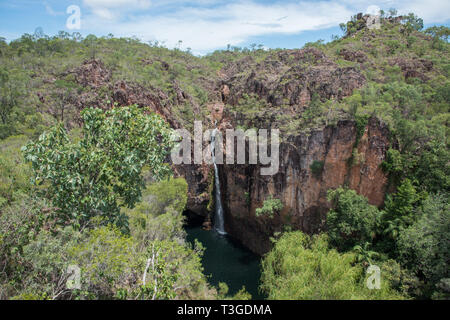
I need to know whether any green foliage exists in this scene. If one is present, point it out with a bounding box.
[403,13,424,34]
[244,192,251,207]
[0,177,214,300]
[310,160,324,178]
[230,93,268,125]
[0,195,51,287]
[397,193,450,299]
[352,242,380,266]
[354,114,369,145]
[146,178,188,215]
[425,26,450,50]
[302,93,324,122]
[0,11,448,301]
[125,178,214,300]
[326,188,381,251]
[382,141,449,194]
[22,106,174,229]
[260,231,403,299]
[0,194,69,299]
[255,196,283,218]
[381,148,404,182]
[0,67,20,125]
[339,14,366,36]
[126,178,188,246]
[69,224,138,299]
[413,140,450,193]
[385,39,401,54]
[380,259,424,298]
[0,135,32,207]
[216,282,252,300]
[382,179,425,240]
[20,226,82,300]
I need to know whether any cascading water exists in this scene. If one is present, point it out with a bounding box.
[211,128,226,235]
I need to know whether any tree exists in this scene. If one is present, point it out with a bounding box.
[326,188,381,251]
[22,106,174,229]
[0,178,215,300]
[126,178,188,248]
[425,26,450,49]
[47,79,80,123]
[403,13,423,35]
[397,193,450,298]
[382,179,424,240]
[388,8,398,17]
[310,160,324,178]
[0,37,7,56]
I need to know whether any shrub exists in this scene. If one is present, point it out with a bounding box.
[255,196,283,218]
[310,160,324,178]
[260,232,404,299]
[326,188,382,251]
[382,179,424,240]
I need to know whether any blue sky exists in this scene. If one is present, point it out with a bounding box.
[1,0,449,55]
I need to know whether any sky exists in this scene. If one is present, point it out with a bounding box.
[0,0,449,55]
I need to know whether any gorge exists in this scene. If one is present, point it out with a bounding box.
[0,9,448,300]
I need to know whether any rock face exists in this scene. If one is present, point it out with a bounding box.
[339,48,367,63]
[220,48,366,110]
[390,57,433,81]
[176,116,390,255]
[73,59,111,88]
[216,117,390,255]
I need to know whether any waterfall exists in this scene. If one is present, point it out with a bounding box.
[211,128,226,235]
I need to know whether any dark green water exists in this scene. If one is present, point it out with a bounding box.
[185,225,265,300]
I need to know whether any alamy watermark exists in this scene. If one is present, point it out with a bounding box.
[66,5,81,30]
[171,121,280,176]
[66,265,81,290]
[366,265,381,290]
[366,5,381,30]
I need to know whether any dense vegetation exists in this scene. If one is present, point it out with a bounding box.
[0,107,248,300]
[0,10,448,300]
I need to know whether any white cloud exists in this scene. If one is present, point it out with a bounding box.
[365,5,381,15]
[79,0,450,53]
[83,0,152,9]
[83,1,352,52]
[82,0,152,19]
[396,0,450,23]
[44,1,64,16]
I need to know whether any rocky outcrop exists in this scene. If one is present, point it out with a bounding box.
[220,47,366,110]
[390,57,433,81]
[339,48,367,63]
[73,59,111,88]
[112,80,182,128]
